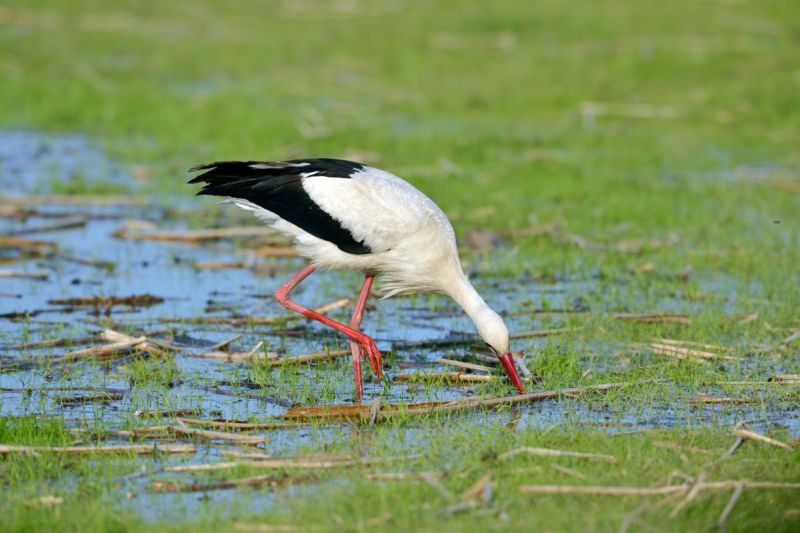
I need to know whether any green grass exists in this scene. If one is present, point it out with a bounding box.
[0,417,142,531]
[10,0,796,305]
[3,0,798,301]
[0,417,798,532]
[1,0,799,531]
[247,426,800,533]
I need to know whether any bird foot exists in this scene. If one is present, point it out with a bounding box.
[359,336,382,380]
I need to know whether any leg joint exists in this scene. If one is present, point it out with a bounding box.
[274,287,288,302]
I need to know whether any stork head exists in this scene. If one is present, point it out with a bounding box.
[475,308,525,394]
[448,277,526,394]
[475,306,509,354]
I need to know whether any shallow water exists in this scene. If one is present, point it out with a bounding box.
[0,130,133,195]
[1,130,796,520]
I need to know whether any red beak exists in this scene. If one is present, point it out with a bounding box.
[498,352,525,393]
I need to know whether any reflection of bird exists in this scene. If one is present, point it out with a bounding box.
[189,159,524,401]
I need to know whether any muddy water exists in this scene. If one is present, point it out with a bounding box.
[1,131,796,520]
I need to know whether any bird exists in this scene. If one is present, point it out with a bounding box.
[188,158,525,401]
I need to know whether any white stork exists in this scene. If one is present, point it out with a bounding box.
[189,159,525,401]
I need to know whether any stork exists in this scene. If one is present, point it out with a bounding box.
[188,159,525,401]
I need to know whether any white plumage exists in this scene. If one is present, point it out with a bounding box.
[189,159,525,400]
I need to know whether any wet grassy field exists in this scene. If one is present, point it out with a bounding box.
[1,0,799,531]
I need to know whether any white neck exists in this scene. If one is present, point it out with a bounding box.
[445,274,509,353]
[447,274,492,323]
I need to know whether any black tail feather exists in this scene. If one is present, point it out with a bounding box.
[185,159,371,255]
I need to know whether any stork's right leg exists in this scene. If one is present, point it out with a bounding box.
[348,273,378,401]
[274,264,382,401]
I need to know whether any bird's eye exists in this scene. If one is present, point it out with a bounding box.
[483,341,498,355]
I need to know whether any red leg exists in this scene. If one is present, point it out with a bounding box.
[348,274,379,399]
[274,264,382,401]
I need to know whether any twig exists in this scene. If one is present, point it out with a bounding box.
[8,215,88,235]
[24,495,64,507]
[703,436,744,470]
[63,335,147,359]
[580,101,680,121]
[177,417,305,430]
[434,358,493,373]
[232,525,304,533]
[59,254,115,270]
[0,443,195,455]
[247,341,264,357]
[686,395,755,404]
[652,441,712,455]
[169,420,269,444]
[550,464,588,479]
[0,235,57,252]
[439,499,481,516]
[519,480,800,495]
[733,427,793,450]
[514,355,534,379]
[151,473,314,493]
[4,335,94,350]
[520,484,684,495]
[278,381,638,422]
[191,348,350,364]
[250,245,300,257]
[232,514,392,532]
[100,329,170,357]
[715,381,798,386]
[134,408,201,419]
[368,397,382,426]
[0,269,49,280]
[615,313,691,325]
[781,331,800,346]
[364,471,441,481]
[103,426,172,439]
[668,472,706,517]
[224,450,353,461]
[207,333,243,352]
[656,338,730,352]
[648,342,736,362]
[1,385,126,395]
[619,493,684,533]
[770,373,800,384]
[441,474,494,516]
[193,261,250,270]
[3,194,145,206]
[511,327,581,339]
[164,455,408,473]
[659,343,722,361]
[395,372,495,383]
[59,392,124,406]
[499,447,617,462]
[50,295,163,308]
[309,297,351,314]
[462,474,493,502]
[717,481,745,529]
[113,226,280,242]
[421,471,453,500]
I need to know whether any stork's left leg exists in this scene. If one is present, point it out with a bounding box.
[348,273,378,400]
[274,264,382,402]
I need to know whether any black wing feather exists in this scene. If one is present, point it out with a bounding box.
[188,159,371,255]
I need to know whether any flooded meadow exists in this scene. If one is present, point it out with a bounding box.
[1,132,797,526]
